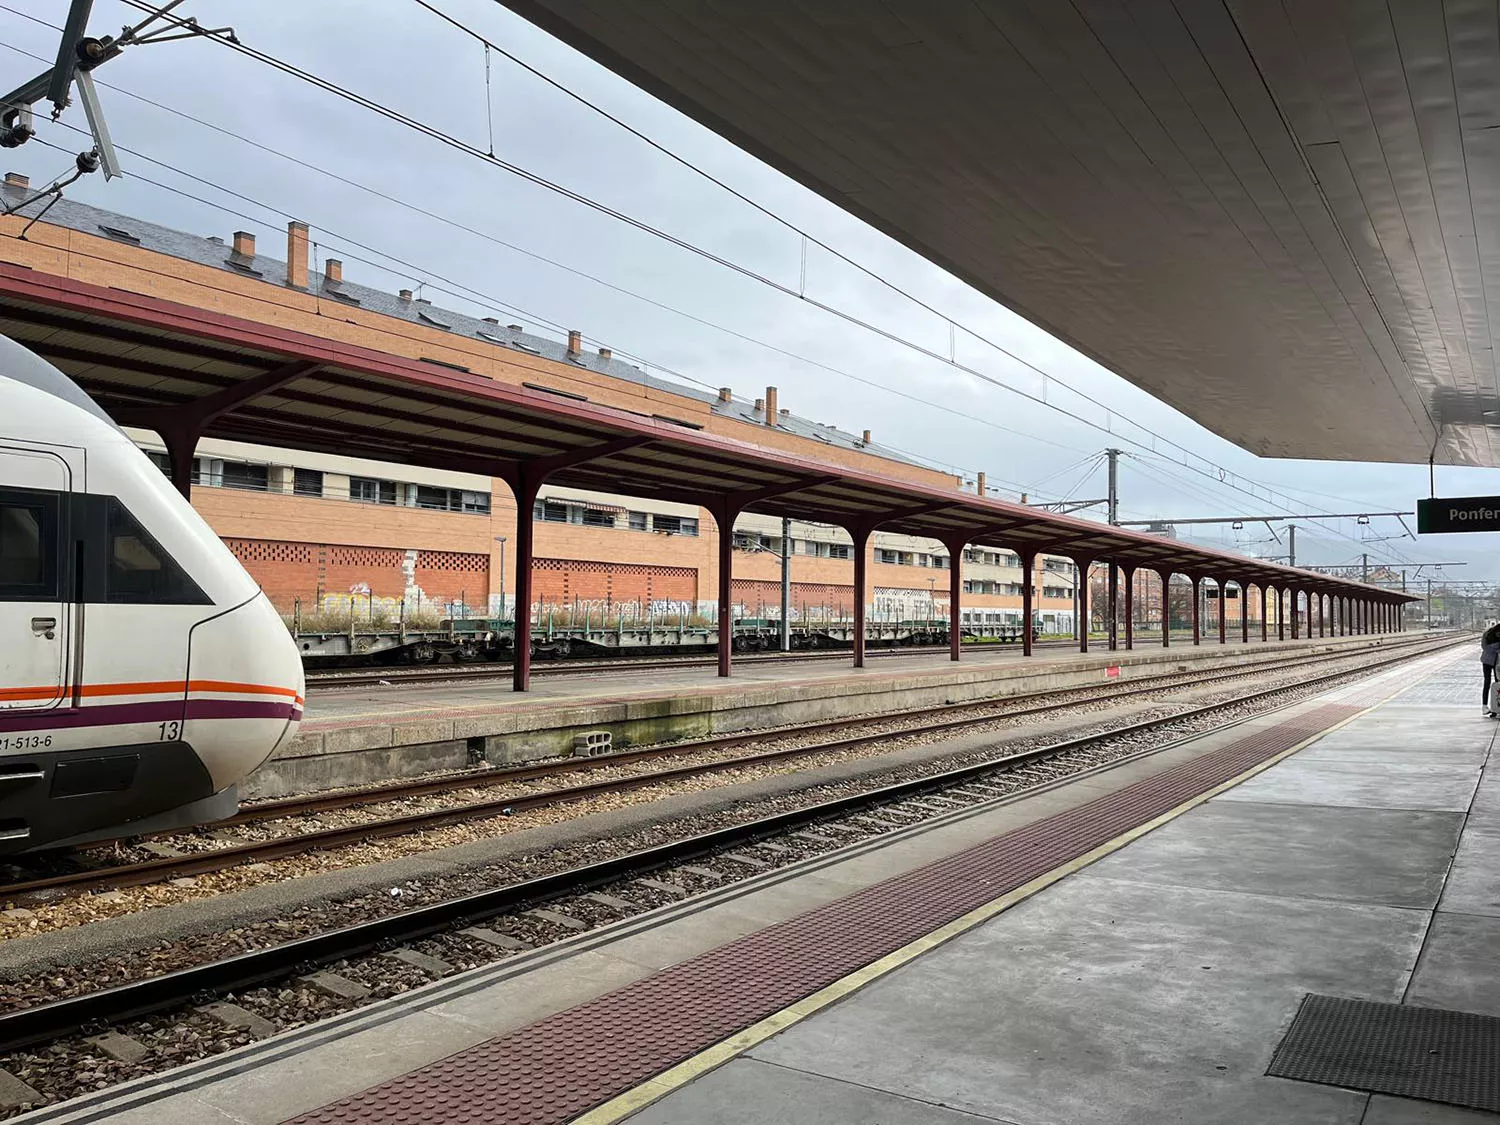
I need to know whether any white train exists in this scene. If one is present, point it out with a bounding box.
[0,335,303,853]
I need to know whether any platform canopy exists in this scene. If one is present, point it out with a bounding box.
[0,260,1406,608]
[504,0,1500,468]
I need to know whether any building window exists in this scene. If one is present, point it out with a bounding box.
[878,549,899,565]
[460,490,491,514]
[294,468,324,498]
[351,477,398,505]
[654,514,697,536]
[535,500,570,523]
[581,507,617,528]
[628,511,648,531]
[220,461,269,492]
[828,543,850,560]
[932,555,950,569]
[144,450,171,478]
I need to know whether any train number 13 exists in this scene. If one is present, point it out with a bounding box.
[158,721,182,741]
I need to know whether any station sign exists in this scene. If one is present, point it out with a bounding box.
[1417,495,1500,534]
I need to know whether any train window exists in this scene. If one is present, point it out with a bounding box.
[0,496,56,599]
[104,500,207,605]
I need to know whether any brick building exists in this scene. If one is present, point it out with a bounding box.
[0,180,1091,630]
[135,431,1081,631]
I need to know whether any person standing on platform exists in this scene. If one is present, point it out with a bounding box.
[1482,623,1500,718]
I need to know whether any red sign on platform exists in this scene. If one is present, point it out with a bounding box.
[1105,666,1121,678]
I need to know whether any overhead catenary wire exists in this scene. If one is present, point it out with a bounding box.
[19,129,1092,503]
[0,38,1098,471]
[0,5,1439,559]
[89,0,1404,517]
[1120,452,1415,568]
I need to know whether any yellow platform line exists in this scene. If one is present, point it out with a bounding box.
[573,673,1420,1125]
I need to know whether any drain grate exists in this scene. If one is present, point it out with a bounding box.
[1268,994,1500,1112]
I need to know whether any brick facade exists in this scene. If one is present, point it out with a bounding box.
[534,558,698,609]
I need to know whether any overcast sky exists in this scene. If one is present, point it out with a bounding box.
[4,0,1496,586]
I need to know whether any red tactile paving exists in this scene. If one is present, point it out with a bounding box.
[285,700,1366,1125]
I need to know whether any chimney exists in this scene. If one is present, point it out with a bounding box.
[231,230,255,257]
[597,346,612,361]
[285,221,309,289]
[398,288,413,301]
[764,385,778,427]
[567,329,582,356]
[977,472,986,497]
[3,172,27,190]
[1020,492,1029,505]
[861,429,871,444]
[507,324,523,331]
[481,317,499,324]
[754,397,765,413]
[718,387,732,403]
[324,258,342,284]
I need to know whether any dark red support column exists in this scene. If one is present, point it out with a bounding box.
[161,426,198,500]
[708,498,744,679]
[1318,593,1326,638]
[945,536,965,663]
[1217,579,1227,644]
[114,359,320,502]
[1076,557,1092,653]
[1123,566,1135,650]
[1159,570,1172,648]
[1107,562,1119,651]
[1240,582,1249,644]
[509,474,541,693]
[499,435,654,692]
[1191,575,1202,646]
[1020,550,1037,657]
[851,523,873,668]
[1260,585,1268,641]
[1292,589,1301,639]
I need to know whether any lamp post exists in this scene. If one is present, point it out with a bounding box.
[494,535,508,620]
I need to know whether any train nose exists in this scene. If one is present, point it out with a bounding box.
[186,593,304,790]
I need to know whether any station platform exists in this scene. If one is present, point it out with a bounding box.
[26,638,1485,1125]
[256,631,1411,797]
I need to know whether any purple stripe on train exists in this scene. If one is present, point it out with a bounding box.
[0,698,299,734]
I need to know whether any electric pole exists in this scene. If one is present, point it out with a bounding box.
[1288,524,1296,568]
[1106,448,1121,526]
[1361,552,1368,583]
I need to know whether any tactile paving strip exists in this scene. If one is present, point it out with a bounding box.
[1268,994,1500,1112]
[285,701,1361,1125]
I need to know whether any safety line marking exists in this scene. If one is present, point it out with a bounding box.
[572,675,1411,1124]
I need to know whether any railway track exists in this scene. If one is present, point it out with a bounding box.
[3,634,1452,899]
[0,635,1459,1059]
[305,633,1331,690]
[303,638,1063,689]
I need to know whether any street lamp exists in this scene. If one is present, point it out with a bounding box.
[494,535,508,620]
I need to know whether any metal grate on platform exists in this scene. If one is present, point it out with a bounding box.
[286,701,1364,1125]
[1268,994,1500,1112]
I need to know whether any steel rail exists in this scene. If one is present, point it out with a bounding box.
[303,637,1077,689]
[243,636,1439,822]
[0,636,1460,1053]
[6,637,1444,896]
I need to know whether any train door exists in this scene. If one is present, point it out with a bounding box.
[0,445,73,711]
